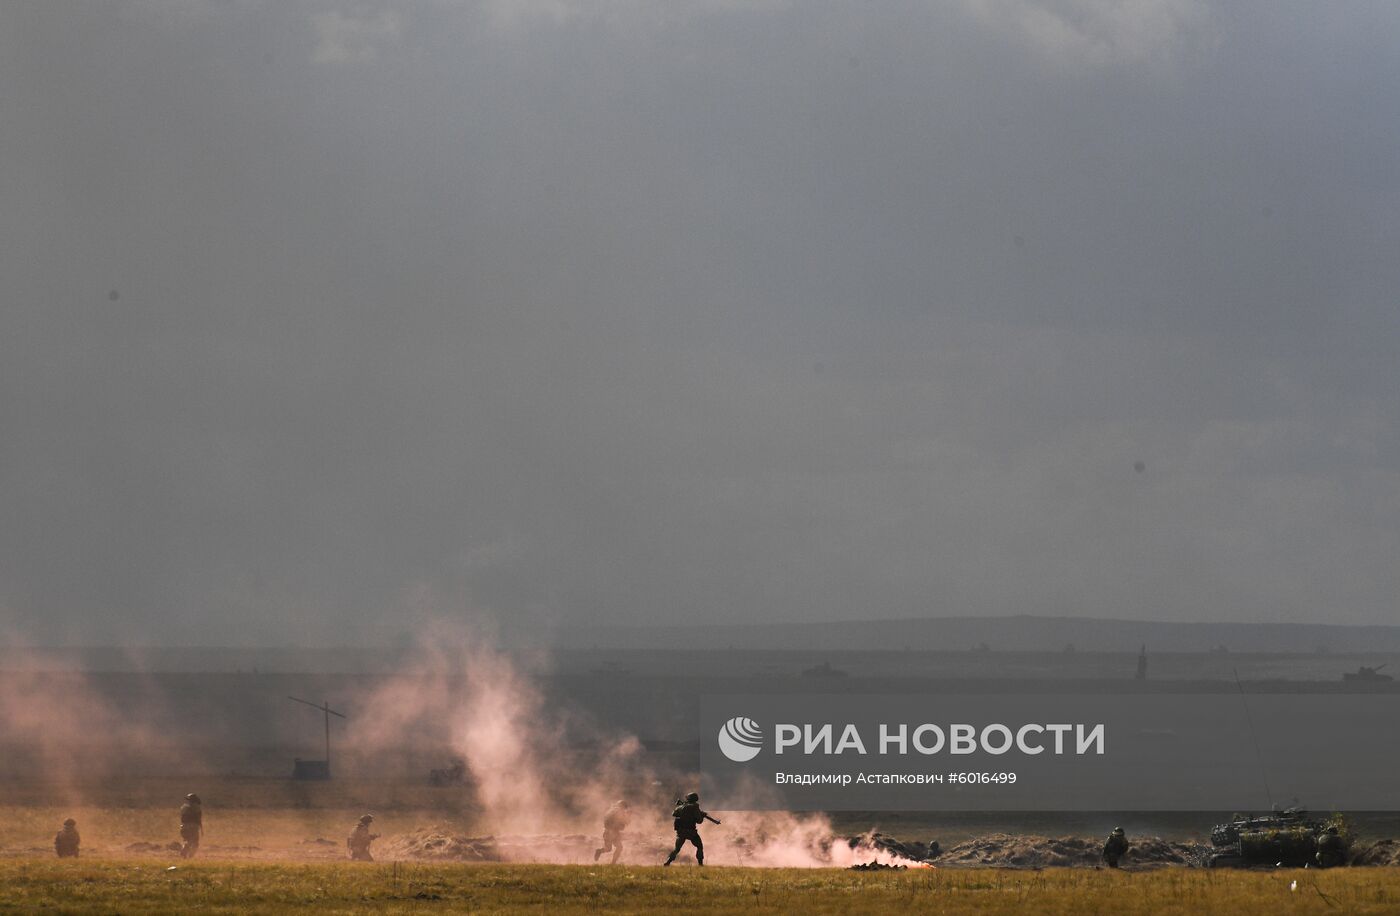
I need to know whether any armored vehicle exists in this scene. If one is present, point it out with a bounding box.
[1342,664,1393,682]
[1208,808,1347,868]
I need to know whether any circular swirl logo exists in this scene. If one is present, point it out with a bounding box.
[717,716,764,762]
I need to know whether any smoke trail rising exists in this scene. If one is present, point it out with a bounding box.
[349,625,922,867]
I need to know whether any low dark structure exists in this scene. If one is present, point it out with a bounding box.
[292,758,331,780]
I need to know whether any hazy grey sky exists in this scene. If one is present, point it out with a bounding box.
[2,1,1397,645]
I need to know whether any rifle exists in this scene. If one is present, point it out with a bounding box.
[674,798,722,826]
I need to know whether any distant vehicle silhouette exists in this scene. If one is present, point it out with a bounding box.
[800,660,848,679]
[428,761,466,786]
[1342,664,1393,682]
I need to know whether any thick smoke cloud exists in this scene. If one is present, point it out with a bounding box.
[347,626,919,867]
[1,1,1398,644]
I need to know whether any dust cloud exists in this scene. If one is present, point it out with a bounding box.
[347,625,921,867]
[0,644,162,803]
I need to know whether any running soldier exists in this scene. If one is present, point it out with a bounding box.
[593,800,631,864]
[663,792,719,867]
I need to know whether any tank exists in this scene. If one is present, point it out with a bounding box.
[1209,808,1320,848]
[1207,809,1348,868]
[1342,664,1393,682]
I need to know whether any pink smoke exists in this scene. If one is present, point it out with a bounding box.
[0,645,162,800]
[349,625,923,867]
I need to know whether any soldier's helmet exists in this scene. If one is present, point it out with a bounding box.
[1326,825,1339,834]
[185,793,201,803]
[1111,827,1125,835]
[359,814,375,824]
[685,792,700,803]
[63,818,76,827]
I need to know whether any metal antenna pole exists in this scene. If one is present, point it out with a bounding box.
[288,696,347,774]
[1232,669,1274,810]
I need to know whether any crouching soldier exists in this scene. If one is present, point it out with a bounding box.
[179,794,203,859]
[1315,825,1347,868]
[594,800,631,864]
[664,792,719,867]
[348,814,380,861]
[55,818,80,858]
[1102,826,1129,868]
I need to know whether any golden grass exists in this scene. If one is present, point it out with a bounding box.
[0,803,455,857]
[2,859,1399,914]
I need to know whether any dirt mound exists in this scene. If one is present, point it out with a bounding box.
[934,834,1208,869]
[1352,840,1400,867]
[1122,837,1211,867]
[936,833,1099,868]
[379,829,629,863]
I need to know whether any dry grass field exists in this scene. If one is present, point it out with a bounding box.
[4,859,1400,914]
[0,777,485,862]
[4,773,1400,913]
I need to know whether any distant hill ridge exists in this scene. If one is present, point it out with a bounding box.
[562,615,1400,654]
[10,616,1400,673]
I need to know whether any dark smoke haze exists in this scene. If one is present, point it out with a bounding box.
[2,1,1398,645]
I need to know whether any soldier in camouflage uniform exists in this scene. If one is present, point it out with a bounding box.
[54,818,80,858]
[179,794,203,859]
[593,800,631,864]
[1102,826,1128,868]
[663,792,719,867]
[348,814,380,862]
[1315,825,1346,868]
